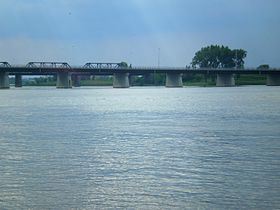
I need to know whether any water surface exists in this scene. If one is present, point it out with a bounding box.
[0,86,279,209]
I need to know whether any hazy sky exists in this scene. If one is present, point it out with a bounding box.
[0,0,279,67]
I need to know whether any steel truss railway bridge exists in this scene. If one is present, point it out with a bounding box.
[0,61,280,88]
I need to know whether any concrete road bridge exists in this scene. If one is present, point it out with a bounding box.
[0,61,280,88]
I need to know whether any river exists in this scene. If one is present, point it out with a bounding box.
[0,86,279,209]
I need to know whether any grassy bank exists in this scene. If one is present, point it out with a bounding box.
[184,81,216,87]
[25,81,57,86]
[80,79,113,86]
[235,74,266,85]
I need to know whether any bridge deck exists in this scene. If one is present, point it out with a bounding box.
[1,66,280,75]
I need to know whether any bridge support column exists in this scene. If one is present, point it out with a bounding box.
[216,73,235,87]
[0,72,10,89]
[56,72,72,88]
[72,75,81,87]
[266,73,280,86]
[113,73,129,88]
[15,74,22,87]
[166,73,183,88]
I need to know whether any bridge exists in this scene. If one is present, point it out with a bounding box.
[1,62,280,88]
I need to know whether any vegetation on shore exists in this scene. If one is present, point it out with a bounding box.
[191,45,247,69]
[20,73,266,87]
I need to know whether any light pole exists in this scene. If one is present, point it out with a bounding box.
[235,49,238,69]
[158,48,160,68]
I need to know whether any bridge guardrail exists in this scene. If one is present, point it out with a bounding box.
[0,62,280,71]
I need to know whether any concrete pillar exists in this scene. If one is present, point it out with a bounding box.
[166,73,183,88]
[0,72,10,89]
[15,74,22,87]
[72,75,81,87]
[113,73,129,88]
[216,73,235,87]
[267,73,280,86]
[56,72,72,88]
[128,74,134,85]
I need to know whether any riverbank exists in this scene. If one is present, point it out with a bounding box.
[19,74,267,87]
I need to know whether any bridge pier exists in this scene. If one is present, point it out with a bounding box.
[15,74,22,87]
[166,73,183,88]
[72,75,81,87]
[56,72,72,88]
[266,73,280,86]
[0,72,10,89]
[216,73,235,87]
[113,73,129,88]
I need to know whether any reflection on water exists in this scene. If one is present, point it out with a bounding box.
[0,86,279,209]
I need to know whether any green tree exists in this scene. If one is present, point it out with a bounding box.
[191,45,247,69]
[233,49,247,68]
[119,61,128,68]
[257,64,270,69]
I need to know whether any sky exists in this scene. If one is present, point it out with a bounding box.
[0,0,279,67]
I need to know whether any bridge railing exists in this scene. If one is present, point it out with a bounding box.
[83,63,123,69]
[129,66,187,70]
[0,62,280,71]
